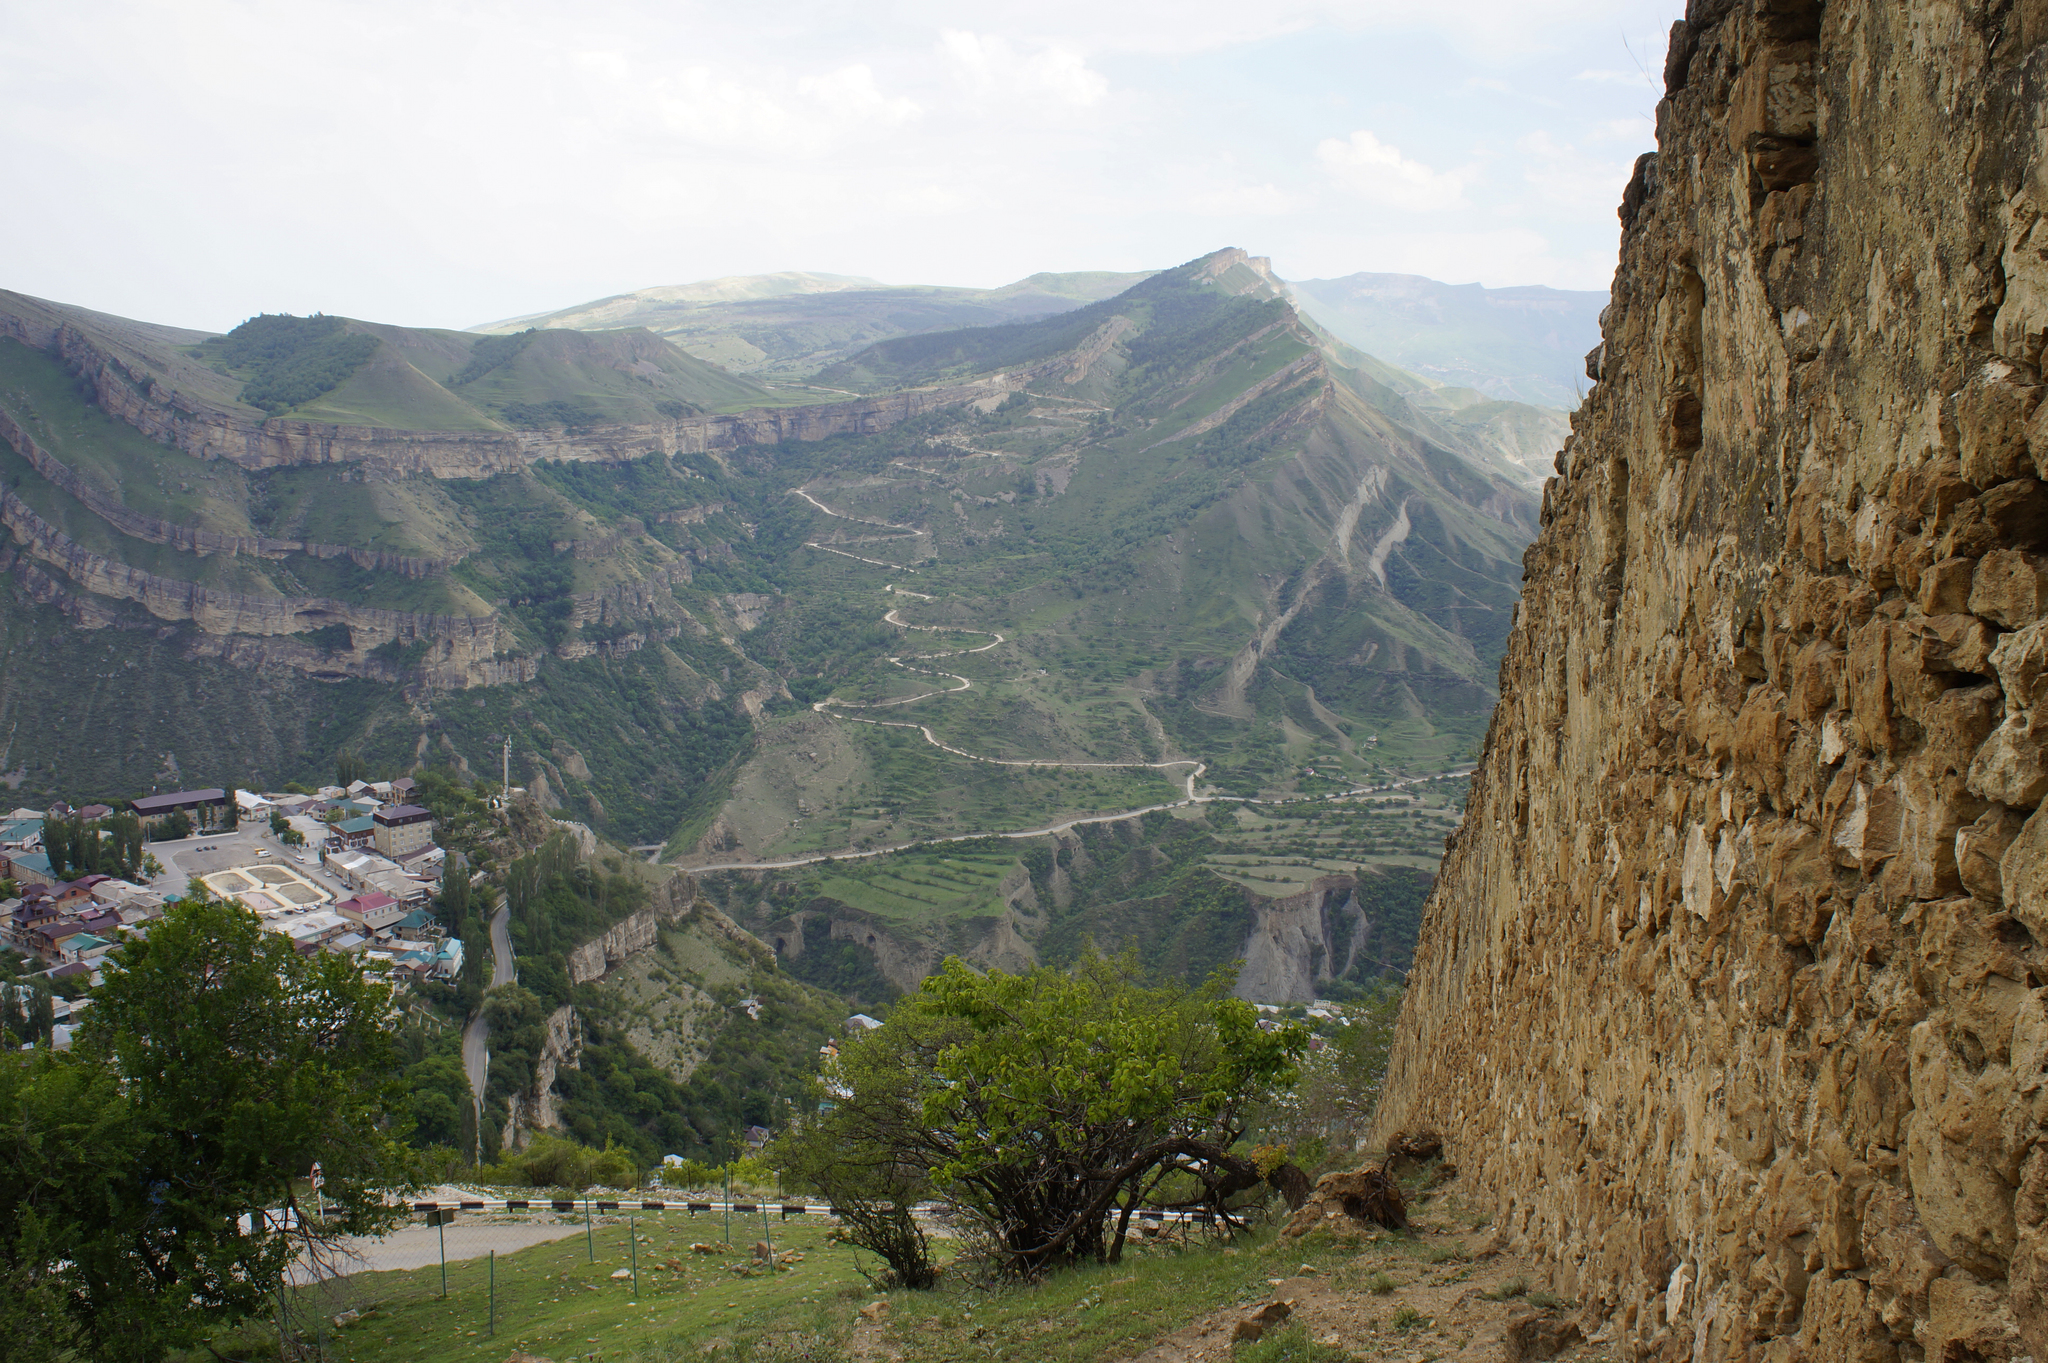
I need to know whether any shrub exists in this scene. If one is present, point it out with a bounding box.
[477,1132,637,1190]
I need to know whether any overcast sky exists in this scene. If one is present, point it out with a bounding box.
[1,0,1681,333]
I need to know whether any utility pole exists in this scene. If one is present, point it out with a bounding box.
[502,737,511,794]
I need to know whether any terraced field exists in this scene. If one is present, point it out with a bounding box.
[808,848,1019,925]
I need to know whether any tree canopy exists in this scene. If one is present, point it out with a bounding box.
[0,897,410,1361]
[775,954,1308,1279]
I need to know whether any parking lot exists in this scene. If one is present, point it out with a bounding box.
[148,825,353,909]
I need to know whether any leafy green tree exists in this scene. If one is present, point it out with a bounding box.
[775,954,1308,1278]
[42,816,74,880]
[0,896,411,1361]
[0,955,25,1044]
[335,751,367,786]
[25,978,54,1046]
[148,810,191,843]
[1261,983,1403,1167]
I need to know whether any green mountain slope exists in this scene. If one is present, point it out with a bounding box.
[0,250,1555,1009]
[472,270,1159,383]
[1288,271,1607,410]
[180,313,781,428]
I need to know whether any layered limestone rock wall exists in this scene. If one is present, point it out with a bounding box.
[0,407,455,575]
[1235,876,1369,1004]
[560,871,776,987]
[1,313,1025,479]
[501,1003,581,1152]
[1374,3,2048,1358]
[0,485,511,680]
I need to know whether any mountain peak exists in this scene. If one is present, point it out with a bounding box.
[1191,248,1284,299]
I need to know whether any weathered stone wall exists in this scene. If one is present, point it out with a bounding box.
[1375,3,2048,1358]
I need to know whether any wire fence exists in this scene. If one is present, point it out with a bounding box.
[261,1195,1222,1360]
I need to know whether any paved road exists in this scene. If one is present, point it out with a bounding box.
[488,902,513,985]
[688,767,1475,875]
[459,902,514,1154]
[296,1220,585,1281]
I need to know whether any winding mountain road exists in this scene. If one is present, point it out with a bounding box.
[459,901,514,1155]
[677,484,1473,874]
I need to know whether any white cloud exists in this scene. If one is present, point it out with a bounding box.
[940,30,1108,107]
[1186,183,1297,216]
[1572,67,1656,86]
[1315,130,1469,212]
[1587,116,1653,141]
[593,59,922,159]
[1516,130,1638,214]
[0,0,1679,328]
[800,65,924,125]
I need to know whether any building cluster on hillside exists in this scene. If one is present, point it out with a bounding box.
[3,776,464,1050]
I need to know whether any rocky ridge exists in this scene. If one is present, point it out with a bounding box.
[1375,3,2048,1358]
[0,305,1028,479]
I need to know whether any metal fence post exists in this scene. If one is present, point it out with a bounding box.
[630,1215,639,1299]
[438,1215,448,1298]
[723,1167,731,1247]
[763,1201,773,1266]
[586,1197,594,1263]
[488,1249,496,1337]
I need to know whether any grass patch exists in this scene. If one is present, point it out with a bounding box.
[178,1215,863,1363]
[1364,1270,1396,1295]
[1232,1322,1355,1362]
[876,1225,1303,1363]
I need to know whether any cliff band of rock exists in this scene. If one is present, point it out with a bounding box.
[0,312,1035,479]
[1375,3,2048,1359]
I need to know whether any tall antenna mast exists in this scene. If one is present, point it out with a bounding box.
[502,737,511,793]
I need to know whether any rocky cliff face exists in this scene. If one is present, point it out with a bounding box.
[0,484,514,686]
[1236,876,1369,1004]
[0,311,1023,479]
[1374,4,2048,1358]
[564,871,705,985]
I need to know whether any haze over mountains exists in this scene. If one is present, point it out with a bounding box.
[476,265,1606,413]
[473,270,1157,385]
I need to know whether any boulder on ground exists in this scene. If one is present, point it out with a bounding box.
[1502,1309,1581,1362]
[1281,1164,1407,1237]
[1233,1299,1294,1342]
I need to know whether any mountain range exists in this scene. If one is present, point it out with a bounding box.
[476,265,1606,413]
[0,246,1558,1000]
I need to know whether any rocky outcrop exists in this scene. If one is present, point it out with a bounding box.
[1375,5,2048,1358]
[1235,876,1367,1003]
[0,405,454,576]
[501,1002,581,1151]
[0,484,516,687]
[0,311,1027,479]
[564,872,699,984]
